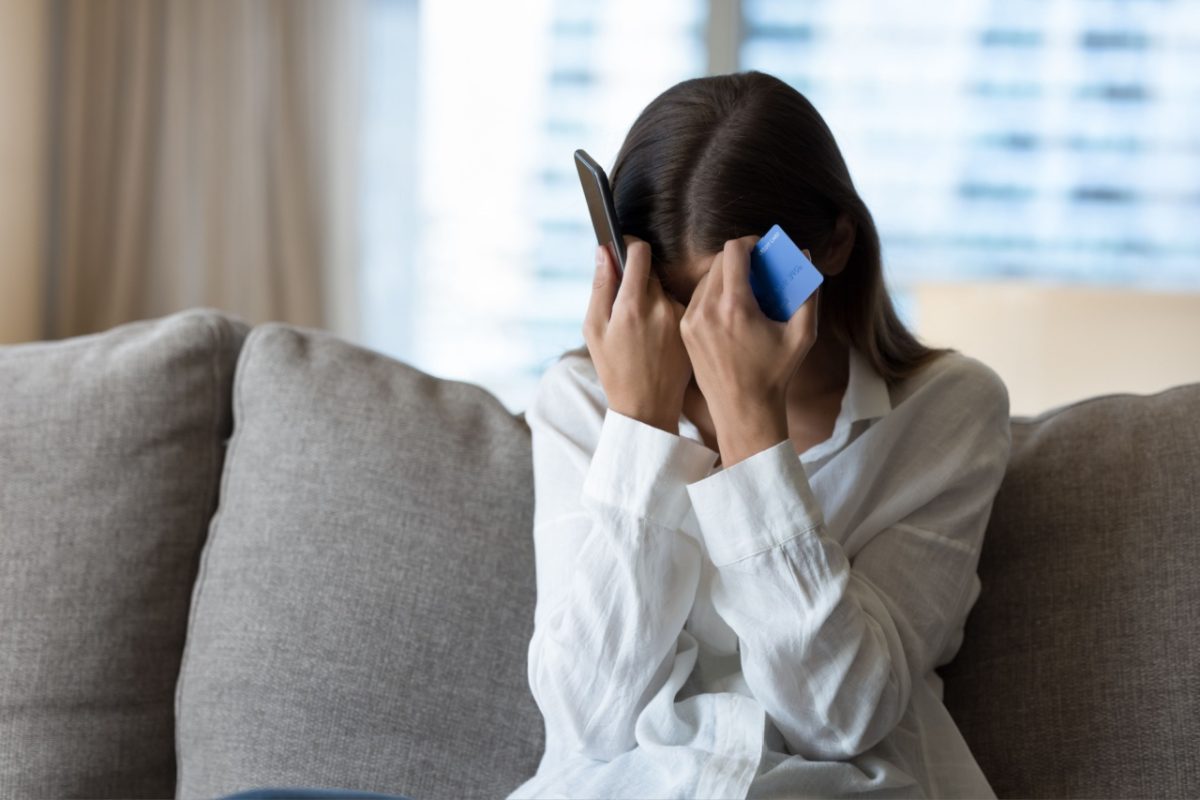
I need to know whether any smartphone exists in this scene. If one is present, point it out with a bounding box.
[574,149,627,276]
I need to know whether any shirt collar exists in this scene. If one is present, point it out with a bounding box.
[837,343,892,428]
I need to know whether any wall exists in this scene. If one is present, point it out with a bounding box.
[913,281,1200,416]
[0,0,46,343]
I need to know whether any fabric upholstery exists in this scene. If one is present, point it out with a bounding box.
[0,308,247,798]
[939,383,1200,798]
[8,304,1196,799]
[174,323,544,800]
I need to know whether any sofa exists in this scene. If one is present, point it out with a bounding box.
[0,308,1195,800]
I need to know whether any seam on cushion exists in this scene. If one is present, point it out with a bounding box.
[2,316,139,355]
[173,312,221,797]
[174,322,261,799]
[1011,381,1200,424]
[2,308,220,359]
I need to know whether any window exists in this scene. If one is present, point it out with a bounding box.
[361,0,1200,414]
[742,0,1200,291]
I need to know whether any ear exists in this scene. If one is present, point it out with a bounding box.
[820,213,856,277]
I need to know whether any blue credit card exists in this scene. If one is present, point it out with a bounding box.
[748,224,824,322]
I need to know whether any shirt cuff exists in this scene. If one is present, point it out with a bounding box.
[685,438,825,567]
[581,408,721,530]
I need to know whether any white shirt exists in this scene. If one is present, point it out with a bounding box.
[510,342,1011,800]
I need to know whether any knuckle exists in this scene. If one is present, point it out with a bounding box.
[612,299,638,323]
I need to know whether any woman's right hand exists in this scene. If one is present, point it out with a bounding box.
[583,235,691,435]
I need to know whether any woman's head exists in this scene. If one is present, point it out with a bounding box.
[581,69,951,384]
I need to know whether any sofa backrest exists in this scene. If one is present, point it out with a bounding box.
[0,309,247,799]
[6,308,1196,799]
[940,383,1200,798]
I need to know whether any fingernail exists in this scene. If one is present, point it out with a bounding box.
[595,245,605,268]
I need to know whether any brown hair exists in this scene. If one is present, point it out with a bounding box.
[557,70,953,385]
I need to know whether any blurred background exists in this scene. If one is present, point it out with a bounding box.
[1,0,1198,416]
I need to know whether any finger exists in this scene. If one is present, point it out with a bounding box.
[691,251,715,309]
[724,236,758,304]
[615,236,652,308]
[585,244,617,330]
[705,247,724,297]
[787,286,820,347]
[683,276,703,339]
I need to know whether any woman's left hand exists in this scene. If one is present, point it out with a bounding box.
[679,235,820,468]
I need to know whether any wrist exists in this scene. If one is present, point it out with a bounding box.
[716,404,789,468]
[608,404,679,436]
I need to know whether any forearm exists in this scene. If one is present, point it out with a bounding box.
[528,407,718,760]
[686,439,912,760]
[528,511,701,759]
[708,540,909,759]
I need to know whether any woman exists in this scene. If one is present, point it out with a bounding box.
[510,71,1010,799]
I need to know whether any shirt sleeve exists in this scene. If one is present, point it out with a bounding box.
[523,356,720,761]
[683,362,1012,761]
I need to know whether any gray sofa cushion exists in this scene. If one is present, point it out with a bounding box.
[175,324,543,800]
[0,308,247,799]
[940,383,1200,798]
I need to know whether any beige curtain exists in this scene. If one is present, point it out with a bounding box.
[45,0,364,339]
